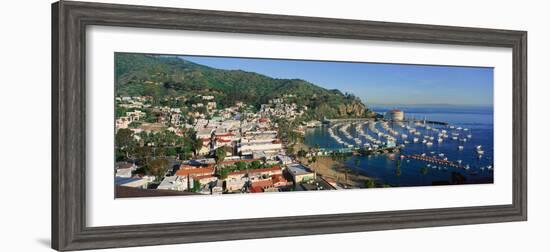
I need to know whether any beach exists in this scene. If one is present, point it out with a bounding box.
[294,141,372,188]
[308,156,372,188]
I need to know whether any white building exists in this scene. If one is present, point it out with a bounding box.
[126,110,146,121]
[385,109,405,121]
[115,163,137,178]
[238,143,282,155]
[225,177,247,192]
[287,163,315,183]
[157,176,189,191]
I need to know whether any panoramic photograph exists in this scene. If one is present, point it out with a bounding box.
[114,52,494,198]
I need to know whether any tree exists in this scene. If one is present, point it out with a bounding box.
[214,147,227,164]
[165,147,177,157]
[135,146,153,165]
[287,144,295,155]
[297,149,307,158]
[250,160,262,170]
[186,129,204,157]
[192,180,202,192]
[235,161,247,171]
[115,128,135,160]
[147,159,169,182]
[365,179,376,188]
[155,146,165,158]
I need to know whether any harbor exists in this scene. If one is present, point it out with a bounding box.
[304,105,494,187]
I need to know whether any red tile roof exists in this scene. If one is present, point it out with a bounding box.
[249,186,263,193]
[215,133,235,137]
[194,175,217,181]
[179,165,196,170]
[271,174,288,184]
[175,167,214,177]
[251,179,273,189]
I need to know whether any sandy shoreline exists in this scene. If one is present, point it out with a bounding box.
[293,141,372,188]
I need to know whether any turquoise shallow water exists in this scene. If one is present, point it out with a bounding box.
[304,105,494,187]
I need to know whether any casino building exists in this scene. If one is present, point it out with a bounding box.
[385,109,405,121]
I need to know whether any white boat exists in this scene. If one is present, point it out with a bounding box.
[467,134,472,138]
[426,141,433,146]
[437,138,443,143]
[458,145,464,150]
[413,137,419,143]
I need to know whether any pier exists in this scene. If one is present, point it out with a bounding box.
[405,154,462,169]
[323,117,448,126]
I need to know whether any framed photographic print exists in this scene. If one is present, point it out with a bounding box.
[52,1,527,251]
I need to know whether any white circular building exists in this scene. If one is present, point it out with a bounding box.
[385,109,404,121]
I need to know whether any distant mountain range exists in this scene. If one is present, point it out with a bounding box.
[115,53,375,120]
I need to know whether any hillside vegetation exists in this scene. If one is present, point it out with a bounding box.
[115,53,375,119]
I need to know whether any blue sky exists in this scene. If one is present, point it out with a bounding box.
[180,55,493,106]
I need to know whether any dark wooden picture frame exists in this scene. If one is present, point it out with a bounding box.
[52,1,527,251]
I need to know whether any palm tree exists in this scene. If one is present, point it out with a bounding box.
[307,155,318,176]
[214,147,226,165]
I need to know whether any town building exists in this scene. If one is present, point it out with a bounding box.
[115,163,137,178]
[175,167,215,177]
[225,177,247,192]
[157,176,189,191]
[115,176,152,189]
[287,163,315,183]
[385,109,405,121]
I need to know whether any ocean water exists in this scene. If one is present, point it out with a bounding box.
[304,105,494,187]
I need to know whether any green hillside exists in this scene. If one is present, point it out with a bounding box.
[115,53,375,120]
